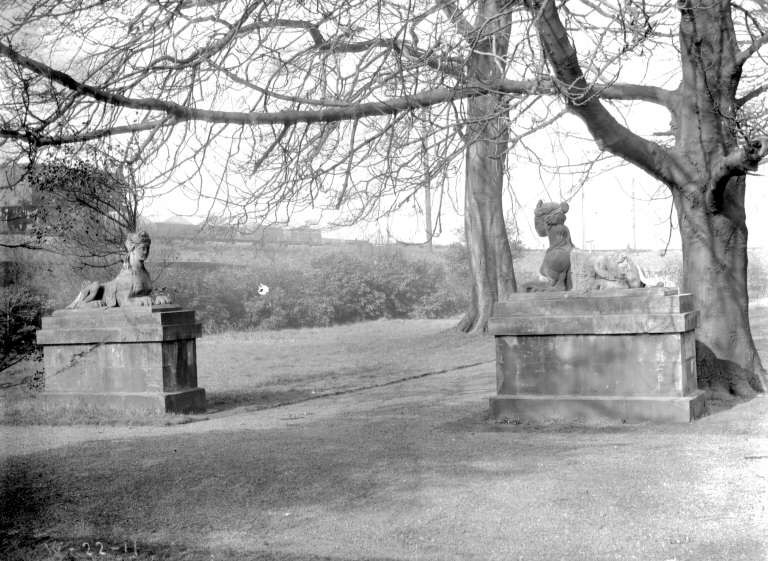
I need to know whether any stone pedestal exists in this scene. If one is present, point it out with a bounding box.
[36,305,206,414]
[489,288,705,423]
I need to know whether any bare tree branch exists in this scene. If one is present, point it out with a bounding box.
[737,84,768,108]
[598,83,678,108]
[527,0,692,188]
[0,41,541,126]
[736,31,768,67]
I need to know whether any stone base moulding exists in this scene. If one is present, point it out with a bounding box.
[39,389,207,414]
[488,288,705,424]
[36,305,206,414]
[491,394,705,424]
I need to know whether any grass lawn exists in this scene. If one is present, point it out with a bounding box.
[198,317,491,410]
[0,317,491,424]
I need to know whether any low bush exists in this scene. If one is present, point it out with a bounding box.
[0,286,48,371]
[367,253,446,318]
[242,268,338,330]
[312,252,387,323]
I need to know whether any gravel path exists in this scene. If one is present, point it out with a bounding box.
[0,362,493,459]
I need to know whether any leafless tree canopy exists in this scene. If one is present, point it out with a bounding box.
[0,1,767,227]
[1,0,520,227]
[0,147,141,265]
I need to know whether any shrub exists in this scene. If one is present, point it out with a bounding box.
[369,253,446,318]
[0,286,48,370]
[410,286,466,318]
[164,264,260,331]
[311,252,387,322]
[243,270,336,329]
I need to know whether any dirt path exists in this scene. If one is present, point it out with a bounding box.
[0,362,494,459]
[3,362,768,561]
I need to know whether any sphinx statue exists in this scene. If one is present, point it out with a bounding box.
[66,230,172,309]
[40,231,206,414]
[529,200,575,291]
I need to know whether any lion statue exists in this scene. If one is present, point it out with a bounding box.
[582,252,661,291]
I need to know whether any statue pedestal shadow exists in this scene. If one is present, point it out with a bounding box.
[36,305,206,414]
[489,287,705,423]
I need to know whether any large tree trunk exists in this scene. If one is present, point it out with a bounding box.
[673,3,767,392]
[457,0,517,333]
[673,180,767,393]
[457,95,517,333]
[529,0,768,393]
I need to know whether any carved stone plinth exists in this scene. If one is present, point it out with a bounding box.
[489,288,705,423]
[36,305,206,414]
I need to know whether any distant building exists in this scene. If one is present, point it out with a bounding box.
[146,220,323,245]
[0,166,39,285]
[0,165,39,234]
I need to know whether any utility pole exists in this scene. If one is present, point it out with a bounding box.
[424,172,432,251]
[632,182,637,250]
[420,122,433,251]
[581,188,585,248]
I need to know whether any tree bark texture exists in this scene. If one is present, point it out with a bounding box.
[531,0,767,390]
[672,3,765,389]
[457,0,518,333]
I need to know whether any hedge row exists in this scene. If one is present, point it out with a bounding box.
[164,248,470,332]
[0,286,47,370]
